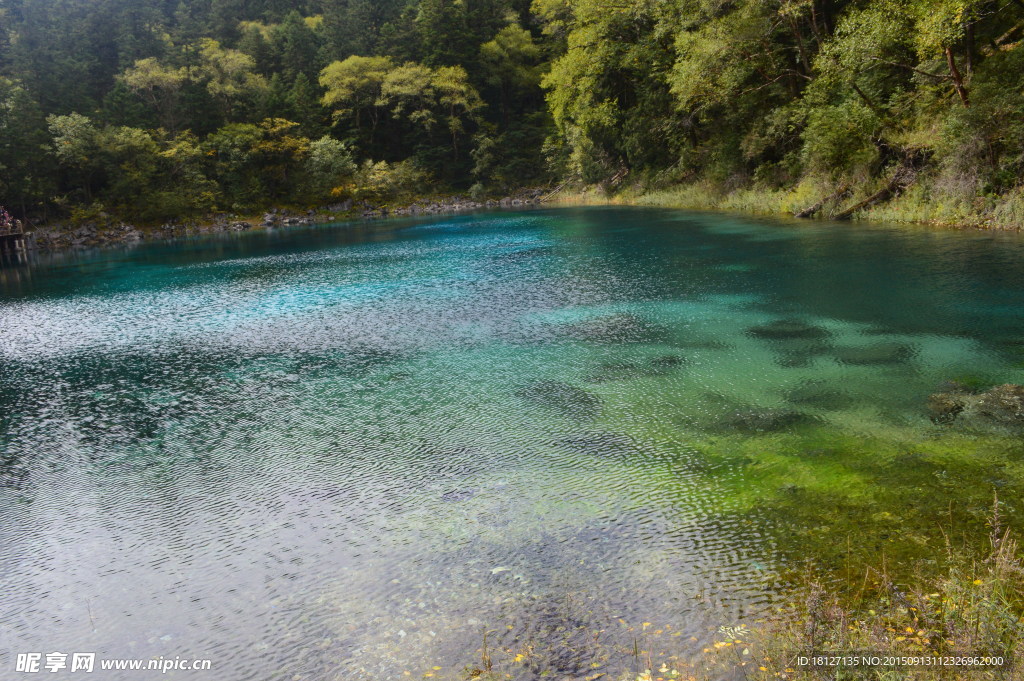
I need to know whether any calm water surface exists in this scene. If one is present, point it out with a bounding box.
[2,207,1024,679]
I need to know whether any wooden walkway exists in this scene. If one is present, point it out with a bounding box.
[0,220,27,258]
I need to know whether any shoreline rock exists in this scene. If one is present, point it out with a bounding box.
[15,188,547,255]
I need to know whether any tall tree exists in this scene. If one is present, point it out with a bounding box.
[322,0,405,60]
[320,55,393,147]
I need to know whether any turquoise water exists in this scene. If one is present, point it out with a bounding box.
[1,207,1024,679]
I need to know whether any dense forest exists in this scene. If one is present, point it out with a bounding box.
[1,0,1023,226]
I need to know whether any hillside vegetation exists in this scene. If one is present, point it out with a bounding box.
[1,0,1023,226]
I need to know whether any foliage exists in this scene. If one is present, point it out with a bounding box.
[305,135,356,199]
[340,159,431,202]
[320,55,393,146]
[2,0,1024,226]
[119,58,188,133]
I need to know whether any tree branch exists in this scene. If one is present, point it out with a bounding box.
[867,57,949,80]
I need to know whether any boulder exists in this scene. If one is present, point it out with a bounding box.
[927,391,967,423]
[972,383,1024,426]
[928,383,1024,428]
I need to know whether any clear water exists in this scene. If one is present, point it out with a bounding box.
[1,207,1023,680]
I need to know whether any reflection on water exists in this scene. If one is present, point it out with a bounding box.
[1,207,1024,679]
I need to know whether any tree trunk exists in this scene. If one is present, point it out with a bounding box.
[945,46,970,107]
[833,166,917,220]
[794,184,850,218]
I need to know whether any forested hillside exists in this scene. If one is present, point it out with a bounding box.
[1,0,1023,226]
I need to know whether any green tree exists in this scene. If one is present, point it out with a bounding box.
[119,58,188,133]
[379,62,438,131]
[156,131,219,217]
[320,55,394,147]
[322,0,405,60]
[205,118,310,208]
[415,0,469,66]
[197,38,270,120]
[48,112,101,203]
[94,126,162,216]
[304,135,356,199]
[480,24,543,125]
[542,0,681,181]
[289,73,325,137]
[0,79,55,218]
[272,11,322,81]
[432,66,484,160]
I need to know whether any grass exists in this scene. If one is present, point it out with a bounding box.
[547,175,1024,231]
[694,499,1024,681]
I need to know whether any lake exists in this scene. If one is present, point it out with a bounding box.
[1,207,1023,679]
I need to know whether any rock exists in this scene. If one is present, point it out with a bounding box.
[972,384,1024,426]
[927,391,967,423]
[834,342,913,366]
[928,383,1024,428]
[747,319,831,341]
[515,380,601,419]
[767,336,833,366]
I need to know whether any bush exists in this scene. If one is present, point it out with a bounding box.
[337,159,431,203]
